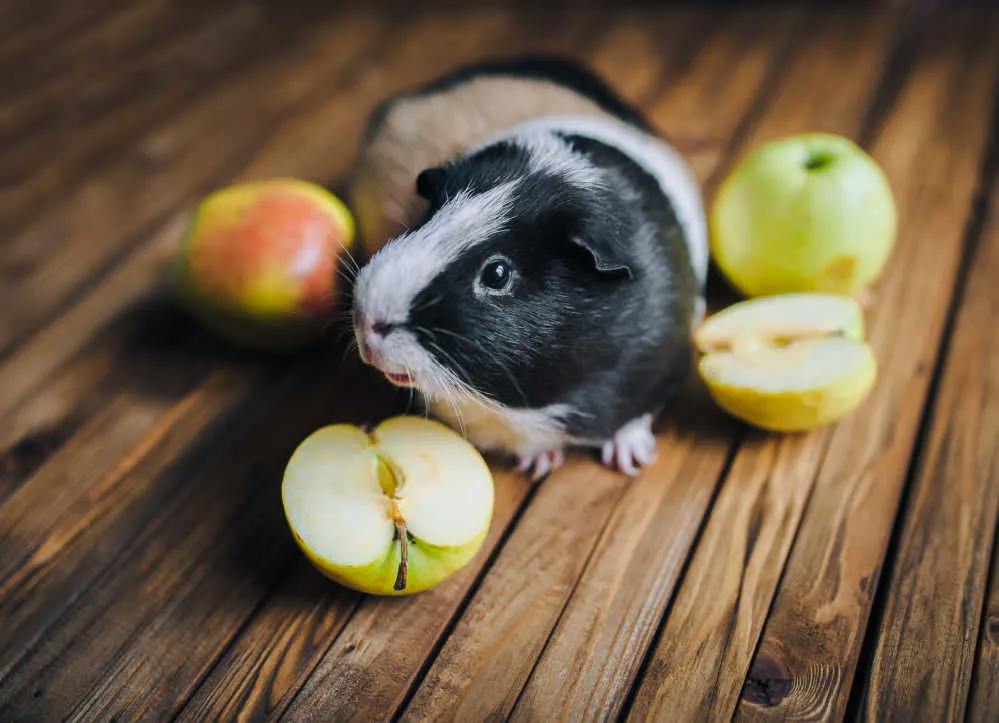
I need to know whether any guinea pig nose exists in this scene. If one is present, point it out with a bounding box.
[371,321,393,338]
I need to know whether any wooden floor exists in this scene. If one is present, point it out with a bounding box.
[3,0,999,720]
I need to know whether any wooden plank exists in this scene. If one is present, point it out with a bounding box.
[4,0,208,124]
[398,9,806,722]
[0,355,394,722]
[1,2,332,233]
[969,529,999,722]
[0,7,387,358]
[0,0,124,74]
[624,8,905,722]
[859,146,999,720]
[0,213,188,430]
[175,557,364,723]
[2,3,247,220]
[731,9,999,722]
[0,367,269,686]
[584,4,716,110]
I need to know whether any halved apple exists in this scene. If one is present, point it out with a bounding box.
[694,293,876,432]
[282,416,494,595]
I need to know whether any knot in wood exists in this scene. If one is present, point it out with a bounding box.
[742,648,792,707]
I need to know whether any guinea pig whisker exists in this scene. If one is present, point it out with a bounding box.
[412,293,444,313]
[338,337,360,366]
[423,369,467,437]
[335,267,358,288]
[419,333,505,415]
[334,240,361,278]
[427,327,529,408]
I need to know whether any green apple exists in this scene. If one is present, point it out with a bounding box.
[282,416,494,595]
[711,134,896,297]
[173,178,356,353]
[695,293,876,432]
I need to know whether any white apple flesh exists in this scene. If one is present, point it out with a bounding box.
[695,293,877,432]
[282,417,494,595]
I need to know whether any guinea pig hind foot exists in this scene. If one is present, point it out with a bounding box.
[517,448,566,483]
[600,414,658,477]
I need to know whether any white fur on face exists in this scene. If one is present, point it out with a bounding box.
[353,178,522,417]
[354,179,520,327]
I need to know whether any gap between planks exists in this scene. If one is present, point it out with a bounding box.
[851,47,999,720]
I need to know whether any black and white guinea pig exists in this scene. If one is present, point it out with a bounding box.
[348,56,708,479]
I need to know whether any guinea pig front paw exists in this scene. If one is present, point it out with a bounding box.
[516,448,566,482]
[601,414,658,477]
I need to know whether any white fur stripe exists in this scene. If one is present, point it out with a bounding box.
[477,115,709,288]
[355,180,519,324]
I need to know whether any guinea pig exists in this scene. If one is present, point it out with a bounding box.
[349,56,708,479]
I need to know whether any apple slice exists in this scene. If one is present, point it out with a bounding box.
[694,293,876,432]
[282,416,494,595]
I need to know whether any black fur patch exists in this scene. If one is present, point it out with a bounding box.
[406,131,698,440]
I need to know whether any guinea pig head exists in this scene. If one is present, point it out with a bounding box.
[352,137,639,409]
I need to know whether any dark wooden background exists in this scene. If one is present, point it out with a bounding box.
[2,0,999,721]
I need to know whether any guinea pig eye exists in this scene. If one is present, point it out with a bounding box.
[477,257,515,294]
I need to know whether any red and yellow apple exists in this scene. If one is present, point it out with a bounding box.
[173,178,356,352]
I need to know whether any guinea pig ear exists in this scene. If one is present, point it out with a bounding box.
[569,234,635,279]
[415,167,448,203]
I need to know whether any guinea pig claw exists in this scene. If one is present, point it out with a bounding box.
[603,415,658,477]
[517,448,565,482]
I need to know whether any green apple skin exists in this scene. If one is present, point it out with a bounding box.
[289,523,490,596]
[711,134,897,297]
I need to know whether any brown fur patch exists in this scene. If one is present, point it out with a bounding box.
[349,76,623,257]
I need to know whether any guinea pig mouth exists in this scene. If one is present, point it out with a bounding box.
[384,371,416,388]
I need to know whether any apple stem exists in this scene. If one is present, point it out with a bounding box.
[394,518,409,591]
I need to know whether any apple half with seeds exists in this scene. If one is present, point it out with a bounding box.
[694,293,876,432]
[282,416,494,595]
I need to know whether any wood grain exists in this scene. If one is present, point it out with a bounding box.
[0,217,190,434]
[733,9,999,722]
[399,460,631,722]
[2,3,370,233]
[968,520,999,723]
[0,0,125,77]
[176,558,364,723]
[509,396,733,723]
[0,8,386,357]
[626,8,902,722]
[0,353,396,721]
[2,3,259,224]
[402,10,803,720]
[0,367,267,686]
[860,142,999,721]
